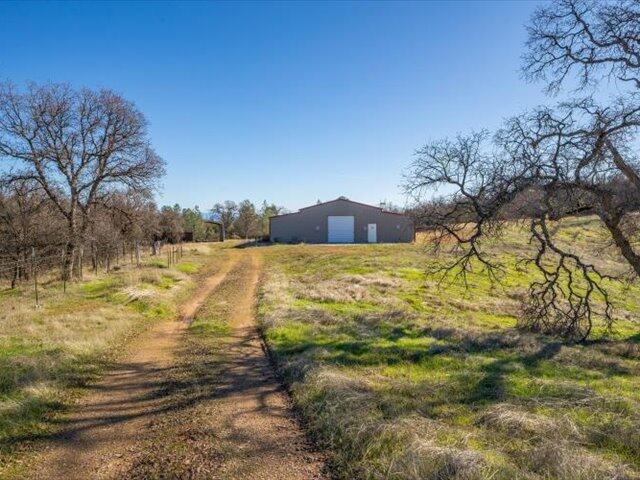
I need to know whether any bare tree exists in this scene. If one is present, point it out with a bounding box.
[0,82,165,280]
[0,180,63,287]
[406,0,640,341]
[106,191,159,261]
[523,0,640,93]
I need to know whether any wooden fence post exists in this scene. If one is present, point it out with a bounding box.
[32,247,39,307]
[79,246,84,281]
[61,247,67,294]
[135,241,141,267]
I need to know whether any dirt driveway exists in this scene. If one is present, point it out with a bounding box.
[27,248,325,480]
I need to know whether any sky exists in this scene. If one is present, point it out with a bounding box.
[0,0,548,212]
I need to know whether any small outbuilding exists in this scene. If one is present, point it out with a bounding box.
[269,197,414,244]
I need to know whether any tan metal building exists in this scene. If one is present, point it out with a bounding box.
[269,197,414,244]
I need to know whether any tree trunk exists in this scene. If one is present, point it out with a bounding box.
[135,241,141,267]
[91,242,98,275]
[78,246,84,280]
[607,140,640,193]
[63,240,76,283]
[64,214,79,281]
[11,263,18,289]
[598,197,640,277]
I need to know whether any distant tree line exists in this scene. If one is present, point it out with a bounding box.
[210,200,285,240]
[408,178,640,232]
[0,176,225,286]
[158,199,286,243]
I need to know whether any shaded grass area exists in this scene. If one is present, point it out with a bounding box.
[0,243,225,476]
[123,255,251,479]
[258,218,640,480]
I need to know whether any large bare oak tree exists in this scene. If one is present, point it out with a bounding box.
[406,0,640,341]
[0,82,164,279]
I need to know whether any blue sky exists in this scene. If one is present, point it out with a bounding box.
[0,1,547,211]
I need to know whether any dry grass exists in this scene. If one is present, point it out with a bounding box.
[257,217,640,480]
[0,242,225,476]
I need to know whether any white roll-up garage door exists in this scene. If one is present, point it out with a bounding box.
[328,216,355,243]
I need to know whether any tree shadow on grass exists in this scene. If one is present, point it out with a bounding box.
[464,342,562,404]
[270,312,638,417]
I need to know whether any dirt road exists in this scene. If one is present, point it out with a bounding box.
[171,249,325,479]
[28,249,325,480]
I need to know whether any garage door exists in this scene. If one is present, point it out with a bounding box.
[328,216,355,243]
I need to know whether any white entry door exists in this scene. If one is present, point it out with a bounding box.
[328,216,355,243]
[367,223,377,243]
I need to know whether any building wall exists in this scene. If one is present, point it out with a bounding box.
[270,199,414,243]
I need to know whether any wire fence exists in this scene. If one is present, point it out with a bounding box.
[0,241,185,307]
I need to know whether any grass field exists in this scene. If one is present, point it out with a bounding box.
[0,242,225,473]
[258,216,640,480]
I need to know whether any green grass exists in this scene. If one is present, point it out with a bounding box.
[146,258,169,269]
[175,261,199,274]
[0,242,224,477]
[258,217,640,480]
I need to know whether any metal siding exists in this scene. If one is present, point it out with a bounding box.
[270,199,414,243]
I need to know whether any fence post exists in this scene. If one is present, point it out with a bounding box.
[11,263,18,289]
[92,242,98,275]
[135,241,141,267]
[79,246,84,281]
[32,247,39,307]
[61,247,67,294]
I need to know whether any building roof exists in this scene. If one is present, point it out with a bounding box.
[269,196,407,219]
